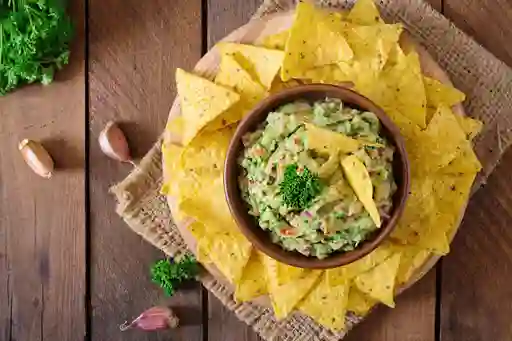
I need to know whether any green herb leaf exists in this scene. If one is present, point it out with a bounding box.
[279,164,322,210]
[0,0,74,95]
[150,255,199,296]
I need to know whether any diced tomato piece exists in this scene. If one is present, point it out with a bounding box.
[280,226,298,236]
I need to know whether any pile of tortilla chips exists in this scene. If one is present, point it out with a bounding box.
[161,0,483,331]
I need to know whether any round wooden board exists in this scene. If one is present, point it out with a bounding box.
[164,10,467,306]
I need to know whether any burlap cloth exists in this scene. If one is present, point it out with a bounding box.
[111,0,512,340]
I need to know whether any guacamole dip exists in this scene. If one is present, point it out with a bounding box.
[238,98,396,259]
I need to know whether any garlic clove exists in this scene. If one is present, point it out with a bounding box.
[18,139,55,179]
[119,306,179,331]
[98,121,132,163]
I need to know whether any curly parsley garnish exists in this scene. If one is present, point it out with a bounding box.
[279,164,322,210]
[150,255,199,296]
[0,0,74,95]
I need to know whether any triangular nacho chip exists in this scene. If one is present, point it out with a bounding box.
[455,115,483,141]
[197,227,252,284]
[175,68,240,145]
[395,245,431,285]
[441,141,482,175]
[341,155,381,227]
[327,242,394,285]
[180,126,235,172]
[215,53,266,102]
[412,105,468,173]
[299,273,349,331]
[346,285,377,316]
[263,256,322,319]
[346,0,384,26]
[424,76,466,109]
[378,52,427,128]
[218,42,284,88]
[354,252,401,307]
[259,30,289,50]
[281,2,353,81]
[234,251,268,302]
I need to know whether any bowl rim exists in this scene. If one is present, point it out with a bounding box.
[224,84,410,269]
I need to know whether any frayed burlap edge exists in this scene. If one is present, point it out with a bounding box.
[111,1,512,340]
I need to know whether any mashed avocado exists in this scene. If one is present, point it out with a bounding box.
[238,98,396,259]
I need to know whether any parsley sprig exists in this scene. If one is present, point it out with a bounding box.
[0,0,74,95]
[279,164,322,210]
[150,255,199,296]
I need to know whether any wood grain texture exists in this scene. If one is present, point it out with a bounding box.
[0,1,86,341]
[444,0,512,67]
[88,1,203,340]
[427,0,442,12]
[206,0,263,340]
[439,153,512,341]
[346,272,436,341]
[440,2,512,341]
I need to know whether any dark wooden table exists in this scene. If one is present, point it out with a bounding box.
[1,1,512,340]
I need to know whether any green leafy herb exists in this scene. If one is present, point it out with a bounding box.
[0,0,74,95]
[150,255,199,297]
[279,164,322,210]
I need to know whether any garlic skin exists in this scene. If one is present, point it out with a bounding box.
[98,121,132,163]
[18,139,54,179]
[119,306,179,331]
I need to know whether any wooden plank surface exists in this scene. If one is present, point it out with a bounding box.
[444,0,512,67]
[205,1,263,340]
[0,1,86,341]
[439,152,512,341]
[440,2,512,340]
[88,1,203,340]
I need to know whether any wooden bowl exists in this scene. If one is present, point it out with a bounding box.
[224,84,410,269]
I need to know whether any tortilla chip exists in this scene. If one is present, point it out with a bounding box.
[161,142,184,195]
[305,123,362,155]
[281,2,353,81]
[180,126,235,172]
[341,155,381,227]
[263,256,322,319]
[298,273,349,331]
[354,252,401,307]
[215,53,266,103]
[178,176,237,234]
[234,251,268,302]
[346,0,384,26]
[395,245,431,285]
[218,42,284,88]
[345,24,403,71]
[161,142,205,202]
[297,64,351,84]
[197,227,252,284]
[455,115,483,140]
[259,30,289,50]
[432,172,476,222]
[346,286,377,316]
[269,77,303,93]
[424,76,466,109]
[185,221,210,262]
[414,213,451,255]
[175,68,240,145]
[166,116,184,139]
[264,256,308,286]
[407,105,468,176]
[393,172,476,255]
[441,141,482,175]
[327,242,394,285]
[377,52,427,128]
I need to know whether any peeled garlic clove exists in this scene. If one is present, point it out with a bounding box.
[99,121,132,162]
[18,139,54,179]
[119,306,179,331]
